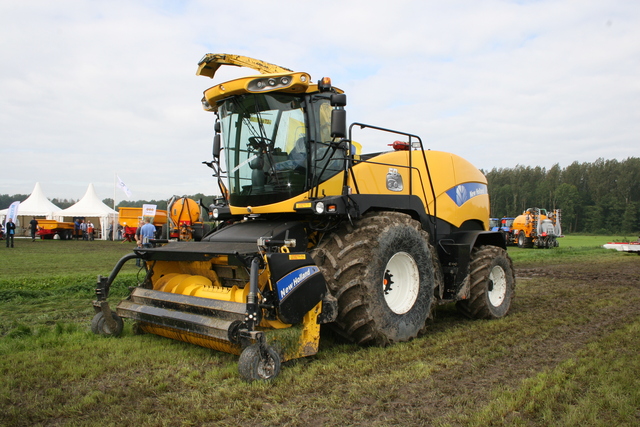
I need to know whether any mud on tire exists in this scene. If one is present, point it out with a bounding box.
[456,245,515,319]
[312,212,435,346]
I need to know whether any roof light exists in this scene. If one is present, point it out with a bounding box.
[318,77,332,92]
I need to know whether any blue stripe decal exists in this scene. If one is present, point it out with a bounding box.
[445,182,488,207]
[276,266,320,301]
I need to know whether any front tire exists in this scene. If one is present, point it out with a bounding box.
[313,212,435,346]
[456,245,515,319]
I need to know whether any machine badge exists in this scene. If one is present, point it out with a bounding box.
[386,168,403,192]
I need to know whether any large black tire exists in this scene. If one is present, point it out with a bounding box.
[456,245,515,319]
[238,344,281,382]
[91,311,124,337]
[516,230,526,248]
[312,212,435,346]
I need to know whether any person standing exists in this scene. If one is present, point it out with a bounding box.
[80,220,88,240]
[29,217,39,241]
[87,221,95,241]
[74,218,82,240]
[136,218,156,267]
[5,218,16,248]
[139,218,156,248]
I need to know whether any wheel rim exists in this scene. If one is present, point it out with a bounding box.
[382,252,420,314]
[257,353,277,379]
[487,265,507,307]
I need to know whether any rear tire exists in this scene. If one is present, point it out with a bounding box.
[312,212,434,346]
[517,231,526,248]
[456,245,515,319]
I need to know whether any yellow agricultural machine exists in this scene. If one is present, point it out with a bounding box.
[92,54,515,381]
[509,208,562,248]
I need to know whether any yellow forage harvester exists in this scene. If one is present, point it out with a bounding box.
[92,54,516,381]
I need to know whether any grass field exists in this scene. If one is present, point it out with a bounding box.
[1,236,639,426]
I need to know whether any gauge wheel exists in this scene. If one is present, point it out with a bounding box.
[238,344,281,382]
[91,311,124,337]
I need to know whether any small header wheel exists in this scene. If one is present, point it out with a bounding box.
[91,311,124,337]
[238,344,281,382]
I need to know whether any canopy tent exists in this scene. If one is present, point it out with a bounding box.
[0,182,62,234]
[55,183,117,240]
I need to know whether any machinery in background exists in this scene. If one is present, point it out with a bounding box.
[167,197,211,241]
[508,208,562,248]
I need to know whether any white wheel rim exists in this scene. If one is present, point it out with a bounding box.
[382,252,420,314]
[488,265,507,307]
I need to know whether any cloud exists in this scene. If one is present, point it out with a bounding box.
[1,0,638,201]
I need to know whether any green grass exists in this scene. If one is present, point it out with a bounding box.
[1,236,639,426]
[507,234,638,266]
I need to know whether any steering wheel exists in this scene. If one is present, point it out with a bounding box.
[248,136,273,151]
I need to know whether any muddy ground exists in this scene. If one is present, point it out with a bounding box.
[287,256,640,426]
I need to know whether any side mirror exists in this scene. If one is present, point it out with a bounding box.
[331,109,346,139]
[331,93,347,107]
[213,134,221,158]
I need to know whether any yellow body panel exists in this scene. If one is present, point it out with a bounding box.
[347,150,489,229]
[229,149,489,229]
[202,72,314,110]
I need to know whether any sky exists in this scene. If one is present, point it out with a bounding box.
[1,0,638,202]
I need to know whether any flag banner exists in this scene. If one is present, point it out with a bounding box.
[117,175,132,198]
[6,201,20,224]
[142,204,157,220]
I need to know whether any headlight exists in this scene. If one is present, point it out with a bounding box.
[315,202,325,214]
[213,208,219,219]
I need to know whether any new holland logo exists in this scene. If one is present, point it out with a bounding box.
[445,182,488,207]
[276,266,320,301]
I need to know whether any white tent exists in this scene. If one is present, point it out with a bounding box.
[0,182,62,234]
[55,183,117,240]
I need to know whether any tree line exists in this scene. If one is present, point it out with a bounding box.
[484,157,640,234]
[3,159,639,234]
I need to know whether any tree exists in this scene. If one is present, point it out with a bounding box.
[555,183,579,233]
[621,202,638,234]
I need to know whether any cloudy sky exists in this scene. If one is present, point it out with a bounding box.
[1,0,638,202]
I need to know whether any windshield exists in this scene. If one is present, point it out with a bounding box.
[218,93,343,207]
